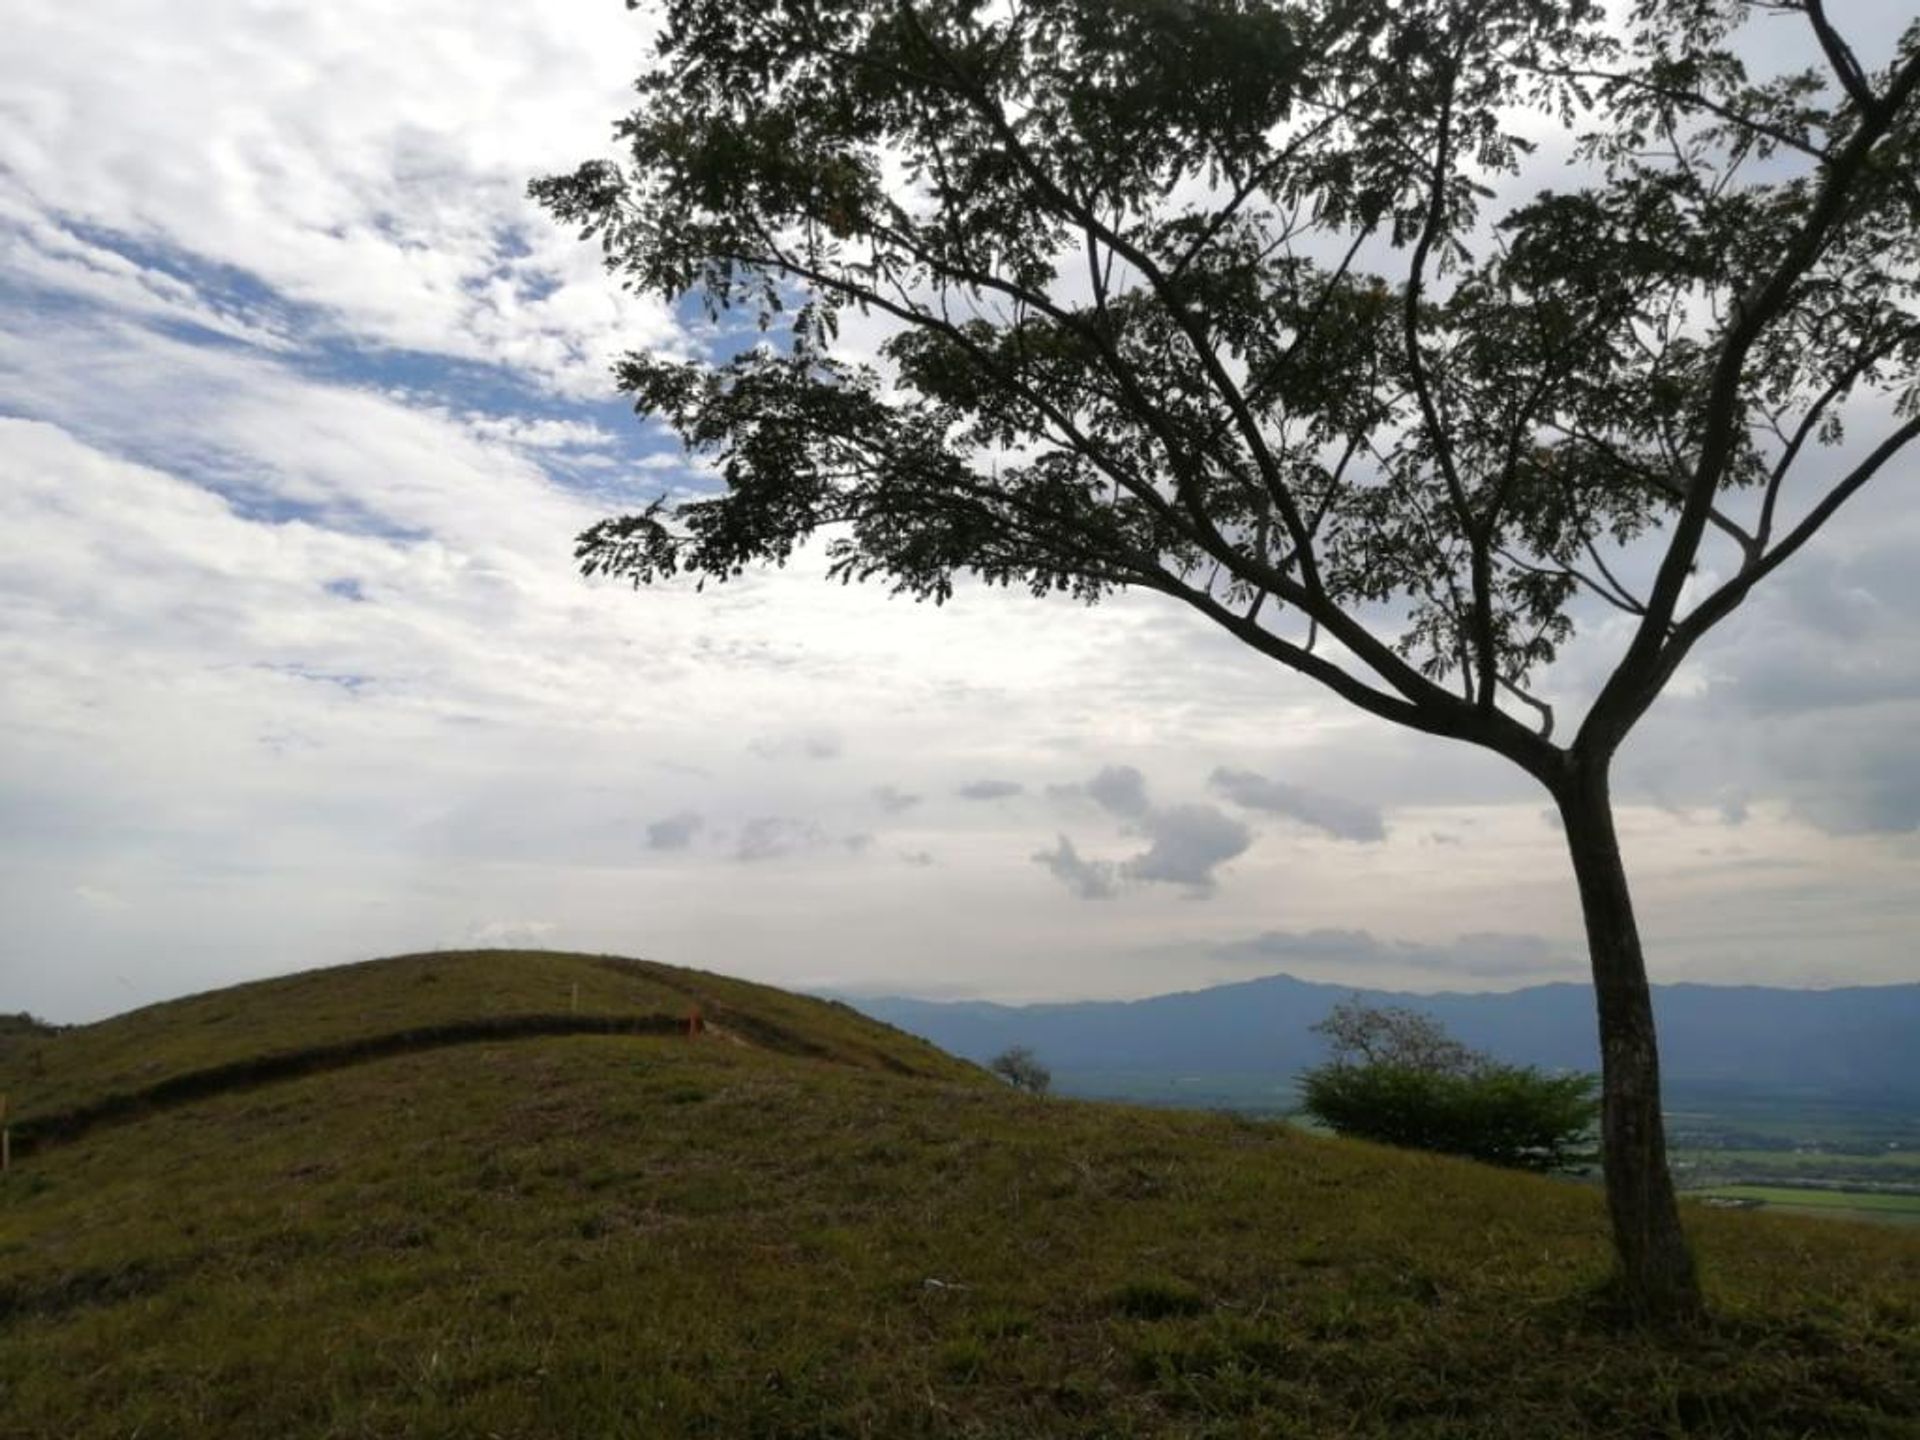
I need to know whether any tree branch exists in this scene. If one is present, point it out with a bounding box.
[1758,318,1920,549]
[1582,44,1920,755]
[1399,68,1497,711]
[1693,410,1920,642]
[1804,0,1879,120]
[893,3,1484,725]
[1534,65,1830,161]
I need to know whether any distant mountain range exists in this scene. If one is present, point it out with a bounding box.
[849,972,1920,1102]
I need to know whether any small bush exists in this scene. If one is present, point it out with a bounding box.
[1299,1061,1597,1173]
[988,1045,1051,1095]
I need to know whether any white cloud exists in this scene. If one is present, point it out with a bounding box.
[872,785,922,815]
[0,0,680,393]
[1120,804,1253,895]
[750,730,845,763]
[1030,766,1251,899]
[465,919,560,948]
[1031,836,1118,900]
[958,779,1025,801]
[735,817,828,863]
[645,812,704,851]
[1084,764,1150,819]
[1209,767,1387,843]
[0,1,1916,1024]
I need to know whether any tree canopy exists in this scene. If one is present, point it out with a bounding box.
[537,0,1920,1323]
[536,0,1919,772]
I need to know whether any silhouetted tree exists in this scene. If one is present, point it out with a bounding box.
[1311,998,1481,1075]
[536,0,1920,1322]
[989,1045,1052,1095]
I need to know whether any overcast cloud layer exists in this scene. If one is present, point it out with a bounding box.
[2,1,1917,1022]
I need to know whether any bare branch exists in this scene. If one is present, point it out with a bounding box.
[1759,319,1920,548]
[1696,410,1920,639]
[1498,676,1556,741]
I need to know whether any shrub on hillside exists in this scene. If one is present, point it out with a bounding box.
[1300,1061,1598,1173]
[1299,1000,1596,1173]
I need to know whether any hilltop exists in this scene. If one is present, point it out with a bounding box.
[1,950,1915,1438]
[0,949,976,1146]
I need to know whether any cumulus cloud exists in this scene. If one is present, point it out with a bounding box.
[1637,526,1920,836]
[1120,804,1253,894]
[1208,767,1386,842]
[646,811,704,850]
[1085,764,1150,818]
[1047,762,1151,816]
[872,784,922,814]
[1033,764,1250,899]
[735,816,826,862]
[958,779,1023,801]
[1031,835,1118,900]
[1773,720,1920,835]
[750,730,843,762]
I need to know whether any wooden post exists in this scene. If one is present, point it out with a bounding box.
[2,1093,9,1174]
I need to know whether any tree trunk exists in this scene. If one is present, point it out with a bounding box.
[1553,758,1704,1324]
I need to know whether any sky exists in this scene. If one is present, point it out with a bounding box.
[2,1,1917,1024]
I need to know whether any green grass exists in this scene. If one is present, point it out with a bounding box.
[1664,1092,1920,1152]
[1691,1186,1920,1225]
[1672,1146,1920,1202]
[1677,1148,1919,1172]
[2,952,1917,1438]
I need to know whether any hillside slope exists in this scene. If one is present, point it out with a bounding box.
[0,949,981,1141]
[1,952,1916,1439]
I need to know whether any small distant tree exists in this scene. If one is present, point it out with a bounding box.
[989,1045,1052,1095]
[1300,1002,1597,1173]
[1311,997,1481,1075]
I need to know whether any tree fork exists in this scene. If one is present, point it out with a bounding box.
[1553,756,1703,1324]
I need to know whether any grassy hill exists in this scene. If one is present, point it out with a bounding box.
[1,952,1915,1438]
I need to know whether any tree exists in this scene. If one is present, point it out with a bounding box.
[1300,1001,1598,1172]
[534,0,1920,1321]
[1310,997,1482,1076]
[989,1044,1053,1094]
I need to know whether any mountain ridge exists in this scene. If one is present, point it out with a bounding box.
[848,970,1920,1099]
